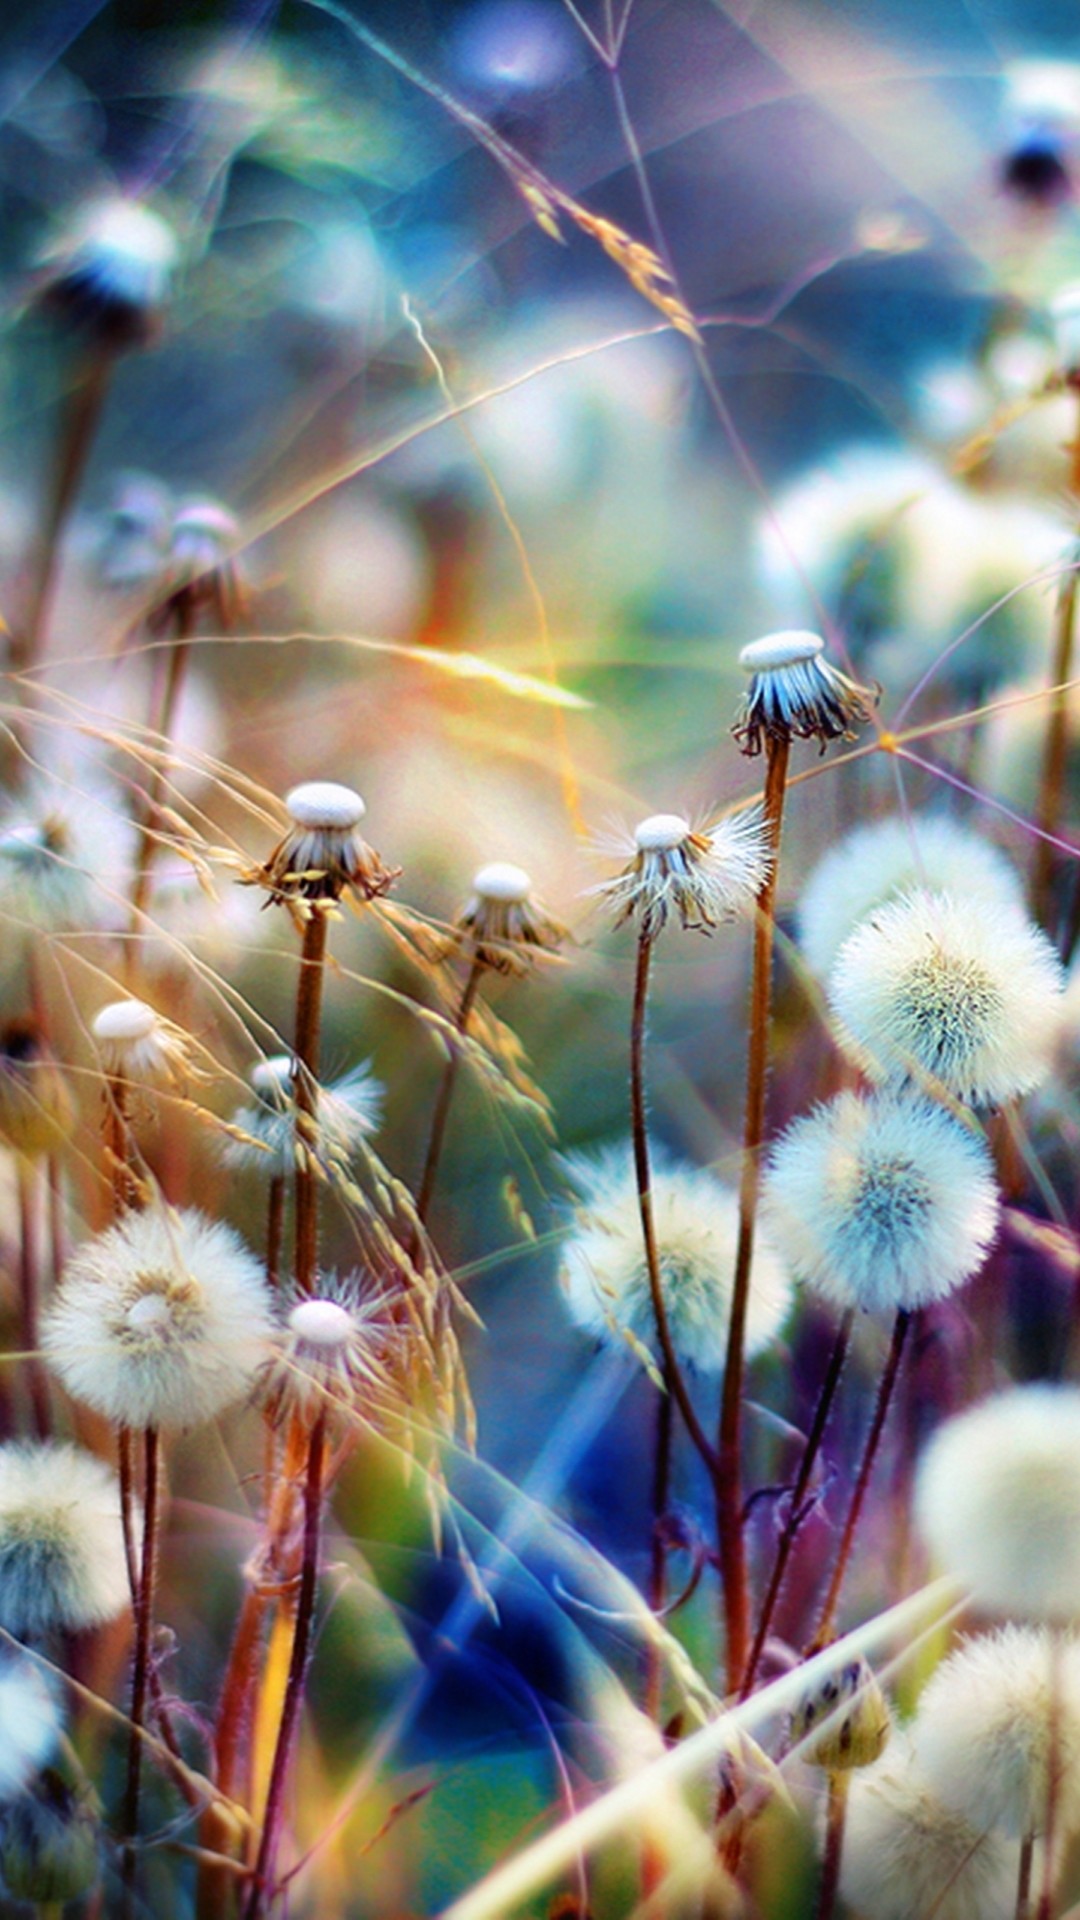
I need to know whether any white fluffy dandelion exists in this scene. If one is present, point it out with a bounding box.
[592,809,770,942]
[262,1273,391,1420]
[915,1386,1080,1621]
[43,1207,274,1430]
[797,815,1026,980]
[0,776,134,934]
[829,888,1064,1105]
[840,1731,1022,1920]
[733,630,878,757]
[221,1055,383,1179]
[915,1626,1080,1840]
[0,1443,132,1638]
[91,998,191,1087]
[559,1147,792,1372]
[760,1092,999,1314]
[0,1653,62,1799]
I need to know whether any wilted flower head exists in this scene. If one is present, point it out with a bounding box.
[0,1653,62,1799]
[253,781,399,906]
[841,1730,1022,1920]
[732,629,878,757]
[0,775,133,934]
[449,861,566,975]
[153,497,245,630]
[915,1385,1080,1621]
[91,998,190,1088]
[0,1020,75,1160]
[221,1054,382,1179]
[790,1654,891,1772]
[262,1273,391,1421]
[0,1443,131,1638]
[43,1207,274,1430]
[0,1770,100,1905]
[797,814,1026,980]
[559,1146,792,1373]
[760,1091,999,1314]
[592,808,770,943]
[916,1626,1080,1840]
[829,888,1064,1105]
[41,196,178,346]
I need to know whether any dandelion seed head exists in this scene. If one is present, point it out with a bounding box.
[916,1385,1080,1621]
[221,1055,382,1177]
[829,889,1064,1105]
[0,777,134,933]
[559,1147,792,1373]
[592,807,770,942]
[44,198,178,343]
[452,860,565,973]
[733,628,878,757]
[91,997,189,1085]
[0,1655,62,1800]
[841,1730,1023,1920]
[760,1091,999,1313]
[262,1273,390,1420]
[916,1626,1080,1839]
[0,1444,132,1638]
[256,781,397,905]
[43,1208,274,1430]
[797,815,1026,980]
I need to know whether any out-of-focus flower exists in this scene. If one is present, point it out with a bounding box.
[448,861,565,974]
[0,1443,131,1638]
[1000,61,1080,206]
[790,1654,891,1771]
[0,1771,100,1905]
[0,1019,75,1160]
[40,197,178,347]
[0,773,134,934]
[221,1055,382,1179]
[0,1654,62,1798]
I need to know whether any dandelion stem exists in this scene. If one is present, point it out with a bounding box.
[126,606,195,973]
[1031,554,1079,935]
[416,954,484,1224]
[104,1074,139,1215]
[741,1310,854,1699]
[121,1424,160,1919]
[629,932,719,1479]
[1016,1831,1034,1920]
[811,1310,912,1650]
[266,1175,285,1291]
[16,346,115,675]
[718,732,790,1693]
[293,909,328,1296]
[813,1771,849,1920]
[243,1413,326,1920]
[15,1159,50,1438]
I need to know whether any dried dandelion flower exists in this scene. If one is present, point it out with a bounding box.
[732,630,878,757]
[797,815,1026,980]
[829,889,1064,1105]
[760,1092,999,1314]
[449,861,566,974]
[790,1654,891,1772]
[262,1274,391,1421]
[0,777,134,933]
[916,1626,1080,1840]
[592,809,770,943]
[154,496,245,629]
[41,197,178,346]
[840,1730,1022,1920]
[0,1443,132,1638]
[254,781,399,906]
[0,1021,75,1161]
[0,1770,100,1904]
[559,1147,792,1372]
[0,1655,61,1799]
[915,1385,1080,1621]
[43,1208,274,1430]
[91,998,190,1088]
[221,1055,383,1179]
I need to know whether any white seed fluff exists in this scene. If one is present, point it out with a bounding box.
[0,1444,132,1638]
[262,1274,390,1418]
[592,807,771,941]
[829,888,1064,1105]
[0,1652,62,1798]
[760,1092,999,1313]
[915,1386,1080,1620]
[915,1627,1080,1840]
[43,1208,274,1430]
[797,815,1026,980]
[221,1056,383,1178]
[559,1148,792,1373]
[840,1731,1022,1920]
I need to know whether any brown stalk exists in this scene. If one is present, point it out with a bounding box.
[416,953,485,1225]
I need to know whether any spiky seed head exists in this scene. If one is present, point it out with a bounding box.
[91,998,190,1087]
[221,1055,383,1178]
[829,888,1064,1105]
[262,1273,392,1421]
[0,1653,62,1799]
[760,1091,999,1314]
[0,1021,75,1160]
[42,198,178,346]
[0,1443,132,1638]
[915,1626,1080,1839]
[591,807,771,943]
[43,1207,274,1430]
[733,628,878,757]
[451,861,566,975]
[254,781,399,906]
[0,1770,100,1904]
[790,1655,892,1772]
[915,1385,1080,1621]
[559,1146,792,1373]
[797,814,1027,980]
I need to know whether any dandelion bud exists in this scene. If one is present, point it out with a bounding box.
[916,1627,1080,1840]
[254,781,399,906]
[222,1055,382,1178]
[732,629,878,757]
[43,1208,274,1431]
[790,1655,891,1771]
[559,1147,791,1372]
[41,197,178,348]
[592,808,770,943]
[91,998,189,1088]
[450,861,565,974]
[915,1385,1080,1621]
[760,1091,999,1315]
[0,1652,62,1798]
[0,1444,132,1638]
[262,1274,390,1421]
[0,1770,100,1903]
[829,888,1064,1106]
[0,1020,75,1160]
